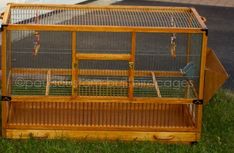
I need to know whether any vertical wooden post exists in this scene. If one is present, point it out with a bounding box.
[8,32,12,95]
[72,31,78,96]
[199,32,208,100]
[196,32,208,140]
[128,32,136,99]
[1,27,8,137]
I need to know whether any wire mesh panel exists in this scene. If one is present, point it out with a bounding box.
[78,60,129,97]
[135,33,202,98]
[9,5,203,28]
[8,31,202,98]
[10,30,72,96]
[76,32,131,54]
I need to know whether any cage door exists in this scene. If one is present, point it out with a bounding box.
[204,48,229,103]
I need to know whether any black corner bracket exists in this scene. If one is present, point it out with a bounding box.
[1,96,12,101]
[193,99,203,105]
[0,24,7,32]
[202,28,208,36]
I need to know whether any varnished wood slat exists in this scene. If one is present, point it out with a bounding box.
[6,129,198,142]
[183,105,195,127]
[12,68,183,77]
[1,27,8,137]
[9,103,179,111]
[76,53,131,61]
[72,32,78,96]
[11,96,194,104]
[128,32,136,99]
[196,105,203,140]
[7,24,203,33]
[198,32,208,99]
[7,124,196,132]
[9,3,191,11]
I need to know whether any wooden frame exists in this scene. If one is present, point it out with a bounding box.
[11,68,183,77]
[7,24,204,33]
[1,3,219,143]
[76,53,131,61]
[128,32,136,99]
[72,31,78,96]
[1,25,8,137]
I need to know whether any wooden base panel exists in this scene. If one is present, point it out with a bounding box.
[6,129,198,142]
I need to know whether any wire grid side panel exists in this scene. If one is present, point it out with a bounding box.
[76,32,131,54]
[9,101,197,129]
[78,60,129,97]
[189,34,203,93]
[135,33,200,98]
[135,33,188,71]
[134,77,196,98]
[9,7,202,28]
[10,30,72,96]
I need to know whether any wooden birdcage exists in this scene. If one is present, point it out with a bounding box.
[1,3,228,143]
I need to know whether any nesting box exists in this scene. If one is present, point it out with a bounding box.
[1,3,228,143]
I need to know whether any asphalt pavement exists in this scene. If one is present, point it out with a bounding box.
[113,0,234,90]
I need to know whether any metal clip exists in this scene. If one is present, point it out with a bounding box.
[129,62,134,69]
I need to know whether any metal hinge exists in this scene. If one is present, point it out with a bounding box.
[193,99,203,105]
[1,96,11,101]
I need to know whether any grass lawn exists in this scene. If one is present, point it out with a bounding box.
[0,90,233,153]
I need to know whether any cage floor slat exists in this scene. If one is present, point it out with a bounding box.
[9,103,195,129]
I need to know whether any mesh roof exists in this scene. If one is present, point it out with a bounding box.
[6,4,205,29]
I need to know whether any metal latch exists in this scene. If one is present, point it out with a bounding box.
[193,99,203,105]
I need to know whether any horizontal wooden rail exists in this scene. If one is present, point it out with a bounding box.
[76,53,131,61]
[11,96,194,104]
[6,129,198,142]
[9,3,191,11]
[12,68,183,77]
[7,124,197,132]
[7,25,204,33]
